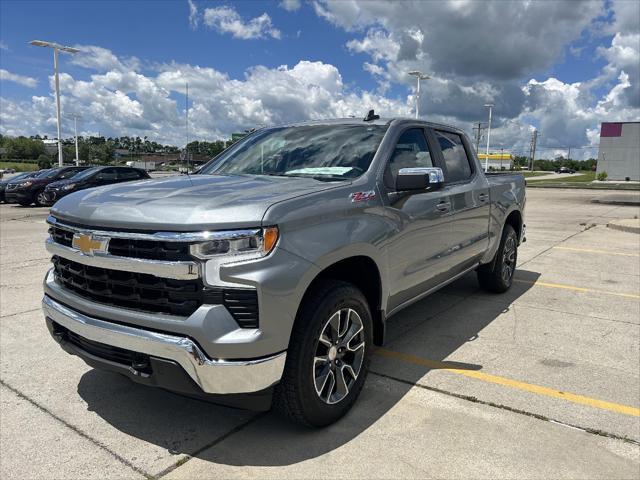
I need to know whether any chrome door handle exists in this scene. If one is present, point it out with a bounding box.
[436,201,451,212]
[478,193,489,202]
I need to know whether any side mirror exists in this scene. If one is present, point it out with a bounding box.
[396,167,444,192]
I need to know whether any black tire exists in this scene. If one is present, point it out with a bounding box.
[477,224,518,293]
[34,190,48,207]
[274,279,373,427]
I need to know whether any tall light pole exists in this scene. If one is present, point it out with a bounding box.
[29,40,79,167]
[408,70,431,119]
[66,113,81,166]
[483,103,494,172]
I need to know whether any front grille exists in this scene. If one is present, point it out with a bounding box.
[48,225,191,261]
[53,256,204,316]
[6,184,18,191]
[108,238,191,261]
[51,256,260,327]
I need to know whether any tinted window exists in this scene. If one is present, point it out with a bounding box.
[58,167,87,179]
[434,131,472,182]
[386,128,433,183]
[199,125,388,181]
[117,168,143,180]
[96,168,117,181]
[70,167,101,181]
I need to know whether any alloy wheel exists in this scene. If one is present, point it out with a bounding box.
[313,308,365,404]
[501,233,517,283]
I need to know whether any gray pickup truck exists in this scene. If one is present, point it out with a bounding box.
[43,116,525,427]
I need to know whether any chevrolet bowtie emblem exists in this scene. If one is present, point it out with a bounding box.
[72,233,109,256]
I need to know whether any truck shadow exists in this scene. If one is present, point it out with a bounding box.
[77,269,540,467]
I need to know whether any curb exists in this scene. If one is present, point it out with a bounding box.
[607,220,640,234]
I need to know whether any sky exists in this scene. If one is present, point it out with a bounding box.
[0,0,638,159]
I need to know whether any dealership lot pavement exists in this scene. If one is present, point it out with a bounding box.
[1,188,639,479]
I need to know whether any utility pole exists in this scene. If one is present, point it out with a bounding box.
[484,104,494,172]
[567,146,571,163]
[472,122,484,153]
[186,82,189,173]
[529,130,538,171]
[66,113,81,166]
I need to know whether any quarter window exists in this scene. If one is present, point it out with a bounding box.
[386,128,433,185]
[434,130,472,182]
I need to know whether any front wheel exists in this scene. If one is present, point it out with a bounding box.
[274,280,372,427]
[477,224,518,293]
[34,190,48,207]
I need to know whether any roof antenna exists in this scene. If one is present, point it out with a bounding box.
[363,109,379,122]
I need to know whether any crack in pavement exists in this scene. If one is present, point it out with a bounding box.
[0,379,154,479]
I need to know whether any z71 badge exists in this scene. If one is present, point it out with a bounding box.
[350,190,376,203]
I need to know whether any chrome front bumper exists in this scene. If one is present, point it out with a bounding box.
[42,295,286,394]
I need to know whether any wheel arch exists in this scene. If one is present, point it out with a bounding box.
[298,255,386,346]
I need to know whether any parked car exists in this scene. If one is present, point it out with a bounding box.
[555,166,575,174]
[4,166,90,206]
[0,171,40,203]
[43,166,150,205]
[43,116,525,427]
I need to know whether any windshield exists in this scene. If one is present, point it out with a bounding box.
[68,166,101,181]
[198,124,388,180]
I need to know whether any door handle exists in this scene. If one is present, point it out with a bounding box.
[436,201,451,212]
[478,193,489,202]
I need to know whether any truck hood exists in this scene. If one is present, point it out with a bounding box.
[50,174,341,231]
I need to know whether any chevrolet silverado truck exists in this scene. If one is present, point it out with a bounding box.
[43,116,525,427]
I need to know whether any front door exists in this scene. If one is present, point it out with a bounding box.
[381,127,457,313]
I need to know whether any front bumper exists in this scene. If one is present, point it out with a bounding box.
[42,294,286,395]
[4,190,31,203]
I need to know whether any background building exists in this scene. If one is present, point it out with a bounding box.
[477,152,513,170]
[596,122,640,181]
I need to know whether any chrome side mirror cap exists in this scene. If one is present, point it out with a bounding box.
[396,167,444,191]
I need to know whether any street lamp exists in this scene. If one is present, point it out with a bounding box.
[29,40,80,167]
[483,103,494,173]
[408,70,431,119]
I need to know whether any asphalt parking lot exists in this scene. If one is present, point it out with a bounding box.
[1,188,639,479]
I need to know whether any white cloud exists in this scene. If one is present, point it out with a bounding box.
[188,0,199,29]
[0,69,38,88]
[280,0,301,12]
[203,6,281,40]
[0,45,406,145]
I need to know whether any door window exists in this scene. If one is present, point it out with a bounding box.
[386,128,433,185]
[434,130,472,182]
[96,168,117,182]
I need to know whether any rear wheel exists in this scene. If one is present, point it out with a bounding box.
[477,224,518,293]
[274,280,372,427]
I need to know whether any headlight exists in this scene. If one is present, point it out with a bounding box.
[190,226,279,261]
[18,181,33,188]
[62,183,76,191]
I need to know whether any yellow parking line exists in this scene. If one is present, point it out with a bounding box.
[375,348,640,417]
[513,278,640,300]
[553,246,640,257]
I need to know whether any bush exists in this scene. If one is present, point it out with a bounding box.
[37,155,52,170]
[597,171,608,181]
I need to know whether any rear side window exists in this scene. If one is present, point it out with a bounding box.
[58,168,85,179]
[117,168,142,180]
[434,130,472,183]
[96,168,117,181]
[386,128,433,184]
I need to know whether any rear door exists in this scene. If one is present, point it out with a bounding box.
[430,128,490,273]
[381,127,458,313]
[94,167,118,186]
